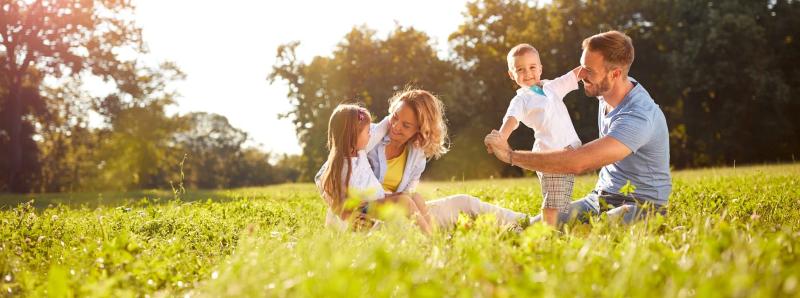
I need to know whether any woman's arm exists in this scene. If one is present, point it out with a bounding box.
[404,156,426,193]
[374,193,432,234]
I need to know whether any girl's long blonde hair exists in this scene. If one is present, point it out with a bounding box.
[321,104,372,214]
[388,89,449,159]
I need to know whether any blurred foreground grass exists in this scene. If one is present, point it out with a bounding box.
[1,164,799,297]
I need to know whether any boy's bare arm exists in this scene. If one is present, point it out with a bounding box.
[499,116,519,141]
[488,116,519,154]
[544,66,582,101]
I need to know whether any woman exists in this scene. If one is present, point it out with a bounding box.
[365,89,530,229]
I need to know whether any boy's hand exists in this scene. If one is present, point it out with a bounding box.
[485,130,512,164]
[571,66,582,78]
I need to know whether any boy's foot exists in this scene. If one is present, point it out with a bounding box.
[512,214,535,231]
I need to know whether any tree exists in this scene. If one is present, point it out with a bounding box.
[175,112,303,189]
[650,0,800,166]
[33,81,99,192]
[0,58,44,191]
[176,112,248,189]
[0,0,143,192]
[91,62,186,191]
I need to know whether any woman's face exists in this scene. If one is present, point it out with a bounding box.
[388,102,419,146]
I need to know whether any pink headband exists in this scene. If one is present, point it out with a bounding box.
[357,110,368,122]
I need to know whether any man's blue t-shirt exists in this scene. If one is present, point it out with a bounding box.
[595,78,672,205]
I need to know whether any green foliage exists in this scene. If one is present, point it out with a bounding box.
[0,0,144,192]
[620,180,637,196]
[1,164,798,297]
[1,3,296,193]
[34,81,101,192]
[16,63,296,192]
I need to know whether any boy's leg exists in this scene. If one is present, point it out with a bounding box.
[537,171,574,226]
[531,192,600,225]
[426,194,528,228]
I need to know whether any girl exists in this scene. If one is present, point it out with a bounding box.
[317,104,433,233]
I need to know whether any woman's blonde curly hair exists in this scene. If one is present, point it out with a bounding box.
[388,89,450,159]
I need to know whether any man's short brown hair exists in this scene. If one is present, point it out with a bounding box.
[582,31,634,73]
[507,43,539,69]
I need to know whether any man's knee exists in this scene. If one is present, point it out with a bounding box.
[621,203,666,224]
[558,196,599,225]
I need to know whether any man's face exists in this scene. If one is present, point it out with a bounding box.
[508,52,543,88]
[578,49,613,97]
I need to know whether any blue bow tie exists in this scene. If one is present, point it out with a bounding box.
[529,85,545,96]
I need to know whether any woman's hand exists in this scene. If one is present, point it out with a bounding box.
[409,193,430,215]
[381,192,405,203]
[375,192,432,234]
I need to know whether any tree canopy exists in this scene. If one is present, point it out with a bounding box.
[2,0,798,192]
[271,0,800,181]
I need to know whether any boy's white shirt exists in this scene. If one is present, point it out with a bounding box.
[316,116,391,230]
[504,70,582,151]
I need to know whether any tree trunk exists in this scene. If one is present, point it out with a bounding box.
[8,83,24,193]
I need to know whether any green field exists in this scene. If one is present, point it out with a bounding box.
[1,164,799,297]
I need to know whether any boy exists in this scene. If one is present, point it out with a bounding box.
[497,43,581,226]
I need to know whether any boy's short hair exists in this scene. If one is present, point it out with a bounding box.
[507,43,539,69]
[582,31,635,73]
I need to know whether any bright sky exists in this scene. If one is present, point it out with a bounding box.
[133,0,471,156]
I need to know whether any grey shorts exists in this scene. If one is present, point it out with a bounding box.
[536,171,574,212]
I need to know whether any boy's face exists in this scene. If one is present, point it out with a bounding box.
[356,123,370,151]
[508,52,542,88]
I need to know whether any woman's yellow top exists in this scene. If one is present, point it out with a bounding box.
[381,147,408,193]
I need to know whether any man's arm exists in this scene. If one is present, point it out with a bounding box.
[485,130,631,174]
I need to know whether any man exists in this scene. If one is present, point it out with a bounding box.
[484,30,672,224]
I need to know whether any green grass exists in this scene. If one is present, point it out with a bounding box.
[1,164,799,297]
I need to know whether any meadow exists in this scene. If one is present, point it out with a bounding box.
[1,164,799,297]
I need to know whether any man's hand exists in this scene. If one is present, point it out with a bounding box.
[484,130,512,164]
[484,131,495,154]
